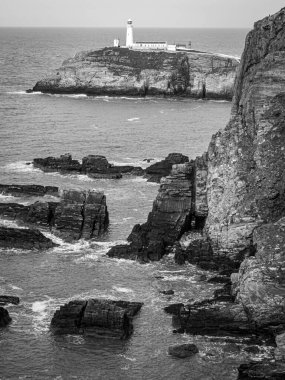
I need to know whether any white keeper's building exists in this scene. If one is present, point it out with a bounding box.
[114,19,186,52]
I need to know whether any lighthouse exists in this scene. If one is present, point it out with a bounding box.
[126,19,134,48]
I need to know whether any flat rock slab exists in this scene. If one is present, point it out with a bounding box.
[168,343,199,358]
[51,299,143,339]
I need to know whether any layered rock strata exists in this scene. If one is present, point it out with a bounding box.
[0,187,109,243]
[0,184,58,197]
[32,48,239,100]
[108,154,208,262]
[33,153,144,179]
[51,299,143,339]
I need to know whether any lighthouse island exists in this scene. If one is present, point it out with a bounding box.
[31,21,239,99]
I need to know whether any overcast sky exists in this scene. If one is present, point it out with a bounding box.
[0,0,284,28]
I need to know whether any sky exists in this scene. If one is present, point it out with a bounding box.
[0,0,284,28]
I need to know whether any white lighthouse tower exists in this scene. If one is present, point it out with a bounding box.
[126,19,134,48]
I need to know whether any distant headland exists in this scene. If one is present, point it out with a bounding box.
[30,19,240,99]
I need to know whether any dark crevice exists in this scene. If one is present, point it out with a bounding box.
[79,197,86,239]
[75,301,88,330]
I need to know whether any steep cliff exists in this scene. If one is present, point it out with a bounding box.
[107,8,285,335]
[32,47,239,100]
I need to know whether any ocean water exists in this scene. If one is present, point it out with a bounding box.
[0,28,269,380]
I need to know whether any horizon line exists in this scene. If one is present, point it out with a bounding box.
[0,25,251,29]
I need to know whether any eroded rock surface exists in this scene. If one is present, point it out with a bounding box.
[33,153,143,178]
[51,299,143,339]
[0,227,56,250]
[32,48,239,100]
[0,187,109,244]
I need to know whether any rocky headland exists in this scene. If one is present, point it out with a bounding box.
[107,7,285,375]
[32,48,239,100]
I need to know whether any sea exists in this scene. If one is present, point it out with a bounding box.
[0,27,272,380]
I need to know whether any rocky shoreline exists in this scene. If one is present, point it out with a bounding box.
[1,7,285,380]
[31,48,239,100]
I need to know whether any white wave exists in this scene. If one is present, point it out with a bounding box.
[156,270,187,274]
[7,91,43,95]
[127,117,140,122]
[0,194,17,202]
[209,99,231,103]
[0,219,27,229]
[64,94,87,98]
[4,161,41,174]
[32,300,48,313]
[118,354,137,362]
[112,286,134,294]
[9,284,23,291]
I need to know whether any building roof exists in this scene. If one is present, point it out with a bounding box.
[135,41,167,44]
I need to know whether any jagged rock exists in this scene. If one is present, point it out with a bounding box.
[145,153,189,183]
[108,163,195,261]
[32,48,239,100]
[33,153,143,178]
[53,189,109,241]
[0,227,56,250]
[0,184,58,197]
[33,153,82,173]
[51,299,143,339]
[0,188,109,243]
[168,343,199,358]
[0,296,20,305]
[0,307,11,327]
[237,360,285,379]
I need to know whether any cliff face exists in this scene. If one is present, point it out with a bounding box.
[33,47,239,100]
[107,8,285,330]
[206,9,285,262]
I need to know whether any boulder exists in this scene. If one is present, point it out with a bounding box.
[0,307,11,327]
[51,299,143,339]
[0,227,56,250]
[168,343,199,358]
